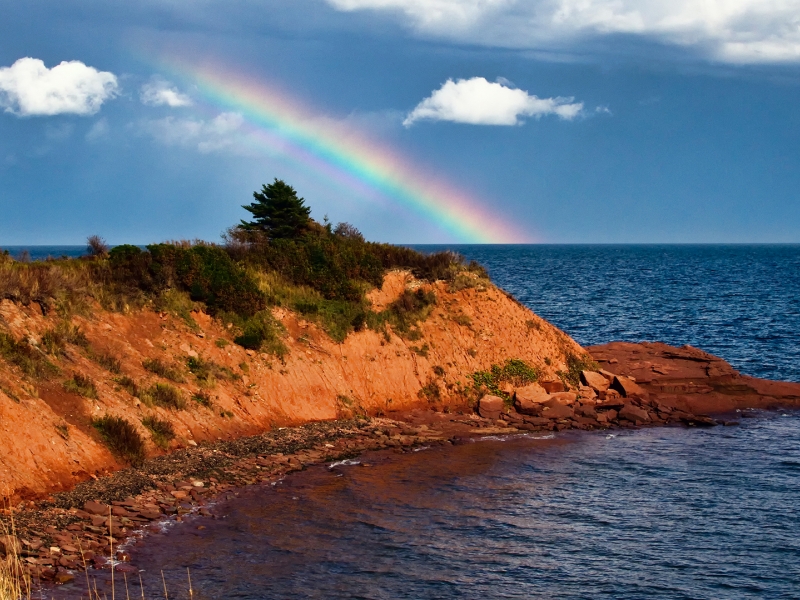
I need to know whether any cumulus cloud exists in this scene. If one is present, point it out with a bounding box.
[139,112,245,152]
[140,77,193,107]
[0,57,118,116]
[403,77,583,126]
[325,0,800,64]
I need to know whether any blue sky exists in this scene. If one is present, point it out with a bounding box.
[1,0,799,244]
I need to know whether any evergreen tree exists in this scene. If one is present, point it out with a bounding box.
[239,179,311,239]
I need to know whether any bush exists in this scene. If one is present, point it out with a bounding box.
[558,353,600,388]
[193,390,213,407]
[230,311,287,356]
[142,358,186,383]
[141,415,175,449]
[141,383,185,410]
[92,415,146,465]
[63,373,98,399]
[471,359,540,404]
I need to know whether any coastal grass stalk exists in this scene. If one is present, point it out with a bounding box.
[0,503,31,600]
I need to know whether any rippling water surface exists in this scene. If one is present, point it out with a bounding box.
[30,244,800,598]
[118,413,800,599]
[421,245,800,383]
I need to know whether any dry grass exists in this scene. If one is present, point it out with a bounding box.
[0,259,94,307]
[0,508,31,600]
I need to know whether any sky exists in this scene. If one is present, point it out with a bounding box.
[1,0,799,244]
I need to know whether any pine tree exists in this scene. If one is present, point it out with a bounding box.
[239,179,311,239]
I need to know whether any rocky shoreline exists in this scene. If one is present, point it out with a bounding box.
[2,341,799,589]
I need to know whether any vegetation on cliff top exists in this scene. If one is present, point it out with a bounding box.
[0,179,487,356]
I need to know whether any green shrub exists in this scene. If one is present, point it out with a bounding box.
[141,382,185,410]
[141,415,175,449]
[187,356,237,386]
[63,373,98,399]
[230,311,287,356]
[471,359,540,405]
[142,358,186,383]
[558,353,600,388]
[92,415,146,465]
[193,390,213,407]
[89,350,122,373]
[0,331,59,378]
[116,375,139,397]
[418,378,440,403]
[40,322,88,354]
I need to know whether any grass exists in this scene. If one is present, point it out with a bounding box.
[63,373,98,399]
[91,414,146,465]
[0,513,31,600]
[187,356,237,387]
[557,352,600,388]
[142,358,186,383]
[142,415,176,449]
[155,288,199,330]
[0,331,58,379]
[40,321,89,355]
[471,358,540,406]
[418,378,441,403]
[116,375,139,398]
[192,390,213,407]
[88,349,122,373]
[410,343,429,357]
[141,383,185,410]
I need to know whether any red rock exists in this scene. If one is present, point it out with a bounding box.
[478,394,505,420]
[514,385,548,415]
[541,402,574,420]
[84,501,110,516]
[581,371,610,392]
[576,404,597,418]
[611,376,648,399]
[549,392,577,405]
[618,404,651,423]
[540,380,565,393]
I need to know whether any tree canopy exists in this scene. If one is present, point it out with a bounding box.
[239,179,311,239]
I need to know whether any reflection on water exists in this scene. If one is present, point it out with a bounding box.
[56,413,800,599]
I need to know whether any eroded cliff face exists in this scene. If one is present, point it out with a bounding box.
[0,271,584,500]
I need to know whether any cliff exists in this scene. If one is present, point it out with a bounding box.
[0,270,583,501]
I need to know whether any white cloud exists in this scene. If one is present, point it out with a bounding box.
[140,112,244,152]
[0,57,118,116]
[140,78,193,107]
[324,0,800,64]
[403,77,583,126]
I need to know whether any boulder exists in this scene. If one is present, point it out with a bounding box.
[618,403,651,423]
[514,384,549,415]
[83,501,110,516]
[541,399,574,420]
[581,370,610,392]
[578,386,597,401]
[599,389,622,402]
[549,392,577,405]
[611,376,648,399]
[575,404,597,419]
[478,395,505,420]
[599,369,616,382]
[540,380,565,393]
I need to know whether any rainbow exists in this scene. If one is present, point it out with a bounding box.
[157,59,531,243]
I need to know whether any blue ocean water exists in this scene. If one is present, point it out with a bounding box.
[124,413,800,599]
[48,243,800,599]
[0,245,87,260]
[420,244,800,383]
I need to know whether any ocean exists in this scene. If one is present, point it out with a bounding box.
[18,244,800,599]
